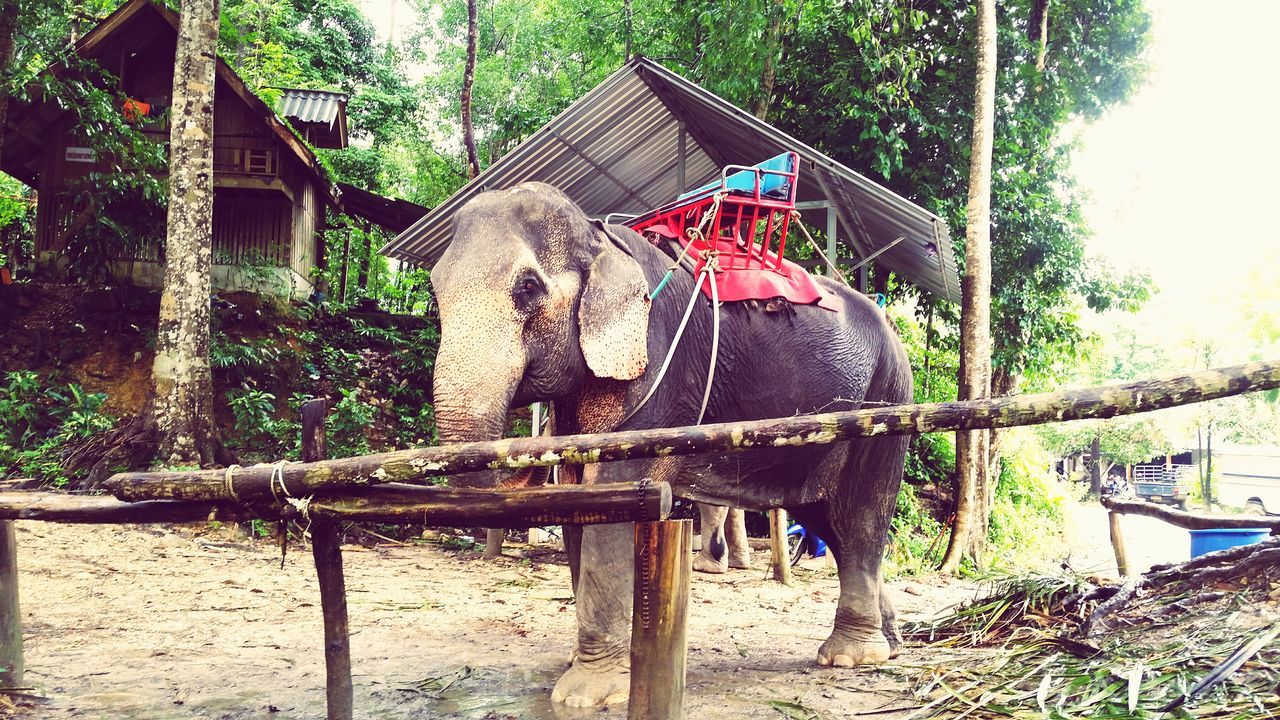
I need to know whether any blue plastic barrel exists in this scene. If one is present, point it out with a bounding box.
[1188,528,1269,558]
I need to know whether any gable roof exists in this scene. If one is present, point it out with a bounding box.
[275,88,349,149]
[1,0,335,202]
[380,57,959,302]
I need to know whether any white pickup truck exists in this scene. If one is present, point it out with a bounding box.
[1212,445,1280,515]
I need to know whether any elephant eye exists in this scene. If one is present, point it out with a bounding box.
[513,273,545,310]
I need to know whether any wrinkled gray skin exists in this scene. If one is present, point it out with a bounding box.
[694,505,753,573]
[430,183,911,707]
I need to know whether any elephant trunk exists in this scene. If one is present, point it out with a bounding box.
[432,322,525,488]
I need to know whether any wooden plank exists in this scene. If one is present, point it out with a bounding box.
[628,519,692,720]
[302,398,354,720]
[105,360,1280,502]
[0,521,21,689]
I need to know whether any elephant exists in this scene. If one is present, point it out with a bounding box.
[429,182,912,707]
[694,505,753,573]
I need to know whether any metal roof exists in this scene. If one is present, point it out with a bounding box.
[336,182,430,234]
[276,88,348,129]
[381,57,959,301]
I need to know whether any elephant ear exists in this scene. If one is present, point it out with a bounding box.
[578,225,650,381]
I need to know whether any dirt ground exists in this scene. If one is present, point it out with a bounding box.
[9,501,1181,719]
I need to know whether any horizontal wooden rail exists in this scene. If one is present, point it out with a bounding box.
[0,482,670,527]
[286,482,671,527]
[105,360,1280,503]
[0,492,262,523]
[1101,496,1280,532]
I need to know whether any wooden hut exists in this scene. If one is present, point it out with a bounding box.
[1,0,354,298]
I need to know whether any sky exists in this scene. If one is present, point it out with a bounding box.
[1072,0,1280,349]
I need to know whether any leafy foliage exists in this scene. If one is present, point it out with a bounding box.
[1038,417,1172,470]
[0,370,114,486]
[226,386,276,439]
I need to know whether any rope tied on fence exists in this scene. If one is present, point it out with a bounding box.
[269,461,293,503]
[222,464,242,502]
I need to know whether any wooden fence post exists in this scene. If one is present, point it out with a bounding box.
[1108,510,1130,577]
[0,520,21,689]
[768,509,792,585]
[303,398,354,720]
[629,519,692,720]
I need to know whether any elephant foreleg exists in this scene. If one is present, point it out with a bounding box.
[725,507,753,569]
[880,578,902,658]
[551,521,634,707]
[693,504,730,574]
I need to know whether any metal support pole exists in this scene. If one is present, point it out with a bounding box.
[825,206,838,278]
[676,123,687,195]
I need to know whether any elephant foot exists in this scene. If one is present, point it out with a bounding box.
[728,548,753,570]
[816,632,891,667]
[692,551,729,574]
[551,657,630,707]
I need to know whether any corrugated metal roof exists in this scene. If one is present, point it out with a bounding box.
[276,88,348,129]
[380,58,959,301]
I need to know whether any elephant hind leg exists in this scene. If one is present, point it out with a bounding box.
[816,435,908,667]
[693,503,730,574]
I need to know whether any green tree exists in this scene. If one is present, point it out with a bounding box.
[941,0,997,574]
[149,0,224,466]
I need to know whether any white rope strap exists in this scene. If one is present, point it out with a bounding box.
[223,464,242,502]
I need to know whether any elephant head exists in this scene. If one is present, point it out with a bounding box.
[429,183,651,484]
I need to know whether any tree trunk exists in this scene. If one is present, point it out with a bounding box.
[752,0,785,121]
[1089,432,1102,499]
[360,222,374,294]
[1031,0,1050,72]
[0,0,20,278]
[338,227,351,304]
[0,0,18,166]
[940,0,996,575]
[1196,425,1204,500]
[1204,422,1214,509]
[623,0,633,62]
[461,0,481,179]
[150,0,223,467]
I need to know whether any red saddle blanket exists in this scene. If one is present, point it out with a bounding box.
[638,224,838,311]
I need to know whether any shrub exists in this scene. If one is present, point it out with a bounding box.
[0,371,115,487]
[226,387,277,441]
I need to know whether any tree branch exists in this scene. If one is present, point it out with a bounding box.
[1101,496,1280,532]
